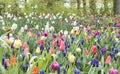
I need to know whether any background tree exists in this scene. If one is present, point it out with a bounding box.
[83,0,87,14]
[89,0,97,14]
[113,0,120,14]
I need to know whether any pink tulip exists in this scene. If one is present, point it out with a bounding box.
[91,45,97,53]
[52,40,57,46]
[109,68,118,74]
[22,42,28,48]
[59,40,65,51]
[105,56,111,64]
[50,61,60,70]
[24,48,29,55]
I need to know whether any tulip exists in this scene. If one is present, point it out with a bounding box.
[59,40,65,51]
[32,66,39,74]
[117,52,120,57]
[14,39,22,49]
[24,48,29,55]
[76,48,81,53]
[68,54,75,63]
[50,61,60,70]
[36,47,40,54]
[91,45,97,53]
[109,68,118,74]
[11,55,16,65]
[105,56,111,64]
[49,47,54,55]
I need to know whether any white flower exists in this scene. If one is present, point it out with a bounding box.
[64,3,70,8]
[59,16,62,19]
[72,21,77,26]
[8,5,11,8]
[52,21,55,24]
[65,18,68,22]
[73,26,79,30]
[11,23,17,30]
[35,25,39,29]
[2,26,5,30]
[49,26,54,32]
[9,33,13,37]
[53,16,56,19]
[20,27,24,32]
[24,25,28,30]
[45,22,50,32]
[64,30,68,35]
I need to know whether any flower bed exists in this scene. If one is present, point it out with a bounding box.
[0,13,120,74]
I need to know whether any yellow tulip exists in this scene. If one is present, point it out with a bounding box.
[117,52,120,57]
[68,54,75,63]
[36,47,40,54]
[71,29,75,34]
[41,36,46,40]
[14,40,22,48]
[76,48,81,53]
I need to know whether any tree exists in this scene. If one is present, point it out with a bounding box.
[76,0,80,10]
[103,0,108,14]
[83,0,87,14]
[113,0,120,14]
[89,0,96,14]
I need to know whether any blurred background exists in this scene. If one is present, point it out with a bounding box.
[0,0,119,16]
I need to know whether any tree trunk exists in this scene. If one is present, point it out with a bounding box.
[103,0,108,14]
[114,0,120,14]
[76,0,80,10]
[83,0,87,14]
[89,0,96,14]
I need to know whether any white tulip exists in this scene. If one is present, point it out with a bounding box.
[35,25,39,29]
[24,25,28,30]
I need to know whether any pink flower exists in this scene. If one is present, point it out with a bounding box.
[52,40,57,46]
[109,68,118,74]
[22,42,28,48]
[59,40,65,51]
[91,45,97,53]
[42,32,48,37]
[116,23,120,27]
[105,56,111,64]
[50,61,60,70]
[84,49,88,55]
[94,30,100,36]
[52,34,57,38]
[37,40,45,45]
[24,48,29,55]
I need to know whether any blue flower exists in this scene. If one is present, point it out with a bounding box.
[40,44,44,51]
[22,54,25,60]
[110,52,115,57]
[77,59,80,66]
[101,47,107,54]
[74,68,80,74]
[114,48,118,53]
[37,31,41,37]
[57,67,60,74]
[2,56,5,65]
[39,69,44,74]
[63,67,66,74]
[92,58,99,67]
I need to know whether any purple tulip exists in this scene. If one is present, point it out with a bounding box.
[109,68,118,74]
[94,30,100,36]
[50,61,60,70]
[52,34,57,38]
[42,32,48,37]
[118,30,120,34]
